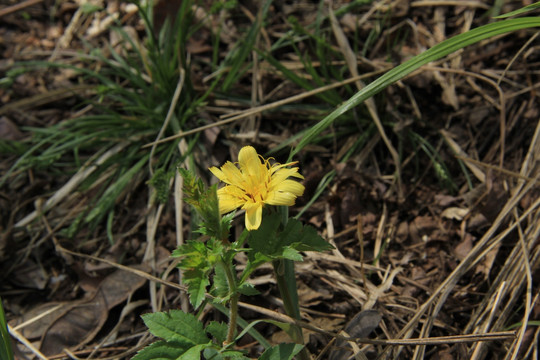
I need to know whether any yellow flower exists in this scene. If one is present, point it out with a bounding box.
[209,146,305,230]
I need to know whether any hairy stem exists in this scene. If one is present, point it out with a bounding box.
[221,260,239,345]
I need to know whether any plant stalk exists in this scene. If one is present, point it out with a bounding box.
[221,260,239,345]
[273,259,311,360]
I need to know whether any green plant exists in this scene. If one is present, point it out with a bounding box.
[133,148,332,359]
[0,0,207,236]
[0,297,13,360]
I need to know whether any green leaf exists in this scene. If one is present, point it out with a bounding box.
[291,17,540,157]
[183,269,210,309]
[85,153,150,224]
[237,282,260,296]
[247,212,282,256]
[248,214,332,259]
[178,169,230,241]
[141,310,209,347]
[244,213,332,281]
[240,252,273,284]
[131,340,190,360]
[205,321,228,345]
[179,344,206,360]
[259,343,304,360]
[212,264,230,300]
[281,246,303,261]
[203,348,250,360]
[494,1,540,18]
[80,3,103,14]
[281,219,333,253]
[174,239,228,309]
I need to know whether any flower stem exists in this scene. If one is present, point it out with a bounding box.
[220,260,239,345]
[226,292,239,345]
[273,259,311,360]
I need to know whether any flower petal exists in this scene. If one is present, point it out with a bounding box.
[243,201,263,230]
[269,168,303,187]
[220,161,245,186]
[209,166,226,182]
[275,179,305,196]
[265,191,297,206]
[217,186,246,213]
[238,146,262,178]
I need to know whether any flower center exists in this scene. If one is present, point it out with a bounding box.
[242,170,270,203]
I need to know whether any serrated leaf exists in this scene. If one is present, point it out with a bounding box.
[240,251,273,284]
[131,340,189,360]
[259,343,304,360]
[237,282,259,296]
[247,212,282,256]
[205,321,228,345]
[281,246,303,261]
[178,169,228,240]
[141,310,209,346]
[219,351,250,359]
[183,269,210,309]
[247,214,332,261]
[179,344,207,360]
[203,348,250,360]
[283,219,333,253]
[212,264,230,300]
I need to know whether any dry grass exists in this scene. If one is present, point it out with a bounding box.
[1,0,539,359]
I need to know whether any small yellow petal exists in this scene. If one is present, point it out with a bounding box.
[238,146,262,177]
[209,166,226,182]
[217,187,245,214]
[265,191,297,206]
[243,202,263,230]
[221,161,245,186]
[269,168,303,186]
[276,179,305,196]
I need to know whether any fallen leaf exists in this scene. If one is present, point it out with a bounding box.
[0,116,23,140]
[30,265,149,356]
[454,234,474,261]
[328,310,381,360]
[40,290,108,356]
[441,207,469,221]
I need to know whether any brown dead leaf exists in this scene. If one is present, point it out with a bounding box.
[40,290,108,356]
[9,259,48,290]
[297,281,332,307]
[409,215,438,243]
[431,347,454,360]
[434,194,459,207]
[441,207,469,221]
[25,265,149,356]
[475,242,501,280]
[98,264,149,309]
[454,233,474,261]
[0,116,23,140]
[395,221,409,243]
[328,310,381,360]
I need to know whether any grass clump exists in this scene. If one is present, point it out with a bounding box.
[1,1,208,236]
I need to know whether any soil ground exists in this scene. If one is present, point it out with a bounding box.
[1,1,539,359]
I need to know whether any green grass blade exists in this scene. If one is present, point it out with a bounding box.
[85,152,150,225]
[494,1,540,18]
[221,0,272,91]
[291,17,540,157]
[0,297,13,360]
